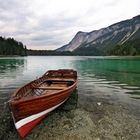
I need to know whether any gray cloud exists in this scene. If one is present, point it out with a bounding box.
[0,0,140,50]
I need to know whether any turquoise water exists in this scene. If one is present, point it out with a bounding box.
[0,56,140,109]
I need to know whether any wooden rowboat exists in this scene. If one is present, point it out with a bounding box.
[8,69,77,137]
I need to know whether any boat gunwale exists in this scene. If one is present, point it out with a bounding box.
[10,77,78,105]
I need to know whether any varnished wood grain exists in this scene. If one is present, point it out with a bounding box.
[9,69,77,122]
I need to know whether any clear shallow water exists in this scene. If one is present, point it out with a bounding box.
[0,56,140,109]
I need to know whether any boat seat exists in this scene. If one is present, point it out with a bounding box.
[46,79,74,83]
[34,86,66,90]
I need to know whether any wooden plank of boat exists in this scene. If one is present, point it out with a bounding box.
[34,86,66,90]
[8,69,77,137]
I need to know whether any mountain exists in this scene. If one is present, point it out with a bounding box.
[56,15,140,55]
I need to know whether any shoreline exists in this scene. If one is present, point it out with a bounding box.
[0,94,140,140]
[0,55,140,57]
[0,55,26,57]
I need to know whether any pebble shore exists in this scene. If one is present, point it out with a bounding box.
[0,92,140,140]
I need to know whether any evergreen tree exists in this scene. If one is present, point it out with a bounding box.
[0,36,27,56]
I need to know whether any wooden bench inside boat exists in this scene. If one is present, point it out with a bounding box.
[34,86,66,90]
[45,80,74,84]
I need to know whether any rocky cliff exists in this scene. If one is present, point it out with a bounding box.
[56,15,140,55]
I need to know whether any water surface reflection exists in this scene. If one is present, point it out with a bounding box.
[0,57,26,107]
[0,56,140,111]
[74,57,140,101]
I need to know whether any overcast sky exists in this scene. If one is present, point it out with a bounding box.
[0,0,140,50]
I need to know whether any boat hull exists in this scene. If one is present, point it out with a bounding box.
[15,98,68,137]
[8,69,77,137]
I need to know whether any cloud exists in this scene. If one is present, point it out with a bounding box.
[0,0,140,50]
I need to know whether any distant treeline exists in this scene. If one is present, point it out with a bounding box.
[27,49,73,56]
[0,36,27,56]
[27,49,100,56]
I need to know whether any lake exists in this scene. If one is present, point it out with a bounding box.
[0,56,140,110]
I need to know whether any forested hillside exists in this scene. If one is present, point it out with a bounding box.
[106,39,140,56]
[0,36,27,56]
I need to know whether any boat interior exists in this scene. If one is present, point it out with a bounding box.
[32,80,74,96]
[14,79,75,99]
[12,69,77,99]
